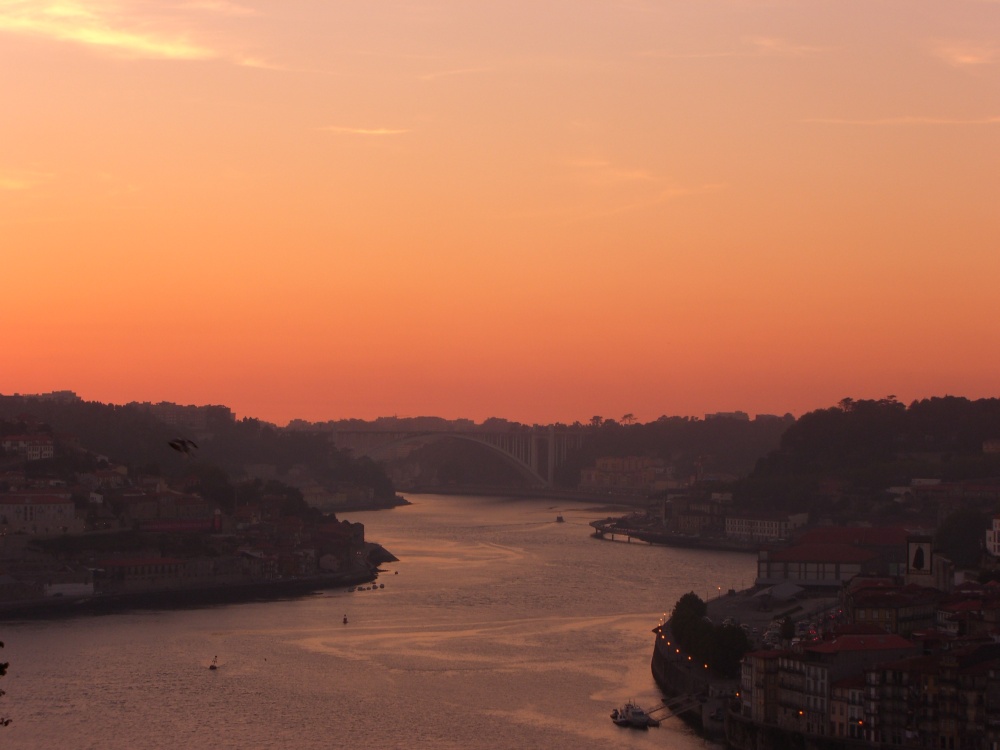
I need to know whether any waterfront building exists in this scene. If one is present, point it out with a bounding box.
[95,557,186,591]
[829,674,866,739]
[862,644,1000,747]
[843,580,944,636]
[0,494,81,534]
[771,635,919,738]
[662,492,731,536]
[725,512,808,543]
[739,650,781,724]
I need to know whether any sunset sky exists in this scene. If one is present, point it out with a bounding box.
[3,0,998,425]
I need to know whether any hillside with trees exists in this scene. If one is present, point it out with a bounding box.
[0,395,397,503]
[554,414,794,487]
[737,396,1000,515]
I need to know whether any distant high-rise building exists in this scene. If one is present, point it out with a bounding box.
[705,411,750,421]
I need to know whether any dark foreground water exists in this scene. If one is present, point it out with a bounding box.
[1,495,755,749]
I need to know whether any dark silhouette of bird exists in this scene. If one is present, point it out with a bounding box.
[168,438,199,457]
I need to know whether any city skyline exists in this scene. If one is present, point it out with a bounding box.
[3,1,998,426]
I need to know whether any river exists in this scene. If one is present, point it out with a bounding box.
[1,494,756,749]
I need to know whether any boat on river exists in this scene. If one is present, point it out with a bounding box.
[611,701,658,728]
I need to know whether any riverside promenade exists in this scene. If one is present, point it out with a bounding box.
[651,587,842,741]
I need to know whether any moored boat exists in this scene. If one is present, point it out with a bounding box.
[611,701,658,728]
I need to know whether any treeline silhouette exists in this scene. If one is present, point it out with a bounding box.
[739,396,1000,512]
[0,396,396,501]
[555,415,793,487]
[668,591,749,678]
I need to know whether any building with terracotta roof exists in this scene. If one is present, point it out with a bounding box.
[756,543,881,587]
[844,582,945,636]
[862,644,1000,747]
[775,635,918,737]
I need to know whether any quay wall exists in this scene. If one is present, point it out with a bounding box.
[650,625,727,738]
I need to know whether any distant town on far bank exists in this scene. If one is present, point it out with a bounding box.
[2,390,1000,609]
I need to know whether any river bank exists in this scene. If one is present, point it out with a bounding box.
[0,543,398,621]
[400,484,653,507]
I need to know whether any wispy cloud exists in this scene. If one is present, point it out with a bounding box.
[932,41,998,67]
[565,159,657,187]
[570,182,726,223]
[0,168,50,190]
[0,0,214,59]
[178,0,257,16]
[235,56,302,72]
[746,36,826,57]
[639,35,827,60]
[516,157,727,225]
[419,66,495,82]
[803,116,1000,125]
[0,0,289,69]
[320,126,411,136]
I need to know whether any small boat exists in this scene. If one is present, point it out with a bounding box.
[611,701,657,729]
[379,583,384,589]
[209,656,218,671]
[343,614,348,624]
[556,515,565,523]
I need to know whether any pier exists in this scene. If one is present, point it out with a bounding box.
[590,518,758,552]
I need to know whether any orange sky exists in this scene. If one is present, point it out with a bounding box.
[2,0,999,425]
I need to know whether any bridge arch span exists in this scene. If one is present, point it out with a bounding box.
[334,428,584,488]
[361,432,548,487]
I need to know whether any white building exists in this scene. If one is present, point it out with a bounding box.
[726,512,808,543]
[1,434,55,461]
[986,515,1000,557]
[0,495,82,535]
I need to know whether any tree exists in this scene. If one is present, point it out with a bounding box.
[670,592,708,645]
[621,413,636,425]
[936,508,988,569]
[780,616,795,643]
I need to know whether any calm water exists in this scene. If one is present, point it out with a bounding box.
[1,495,755,749]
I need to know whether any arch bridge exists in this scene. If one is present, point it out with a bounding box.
[333,427,584,487]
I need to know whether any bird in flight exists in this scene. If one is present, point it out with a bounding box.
[168,438,199,457]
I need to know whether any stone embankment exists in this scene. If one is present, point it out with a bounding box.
[0,543,398,621]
